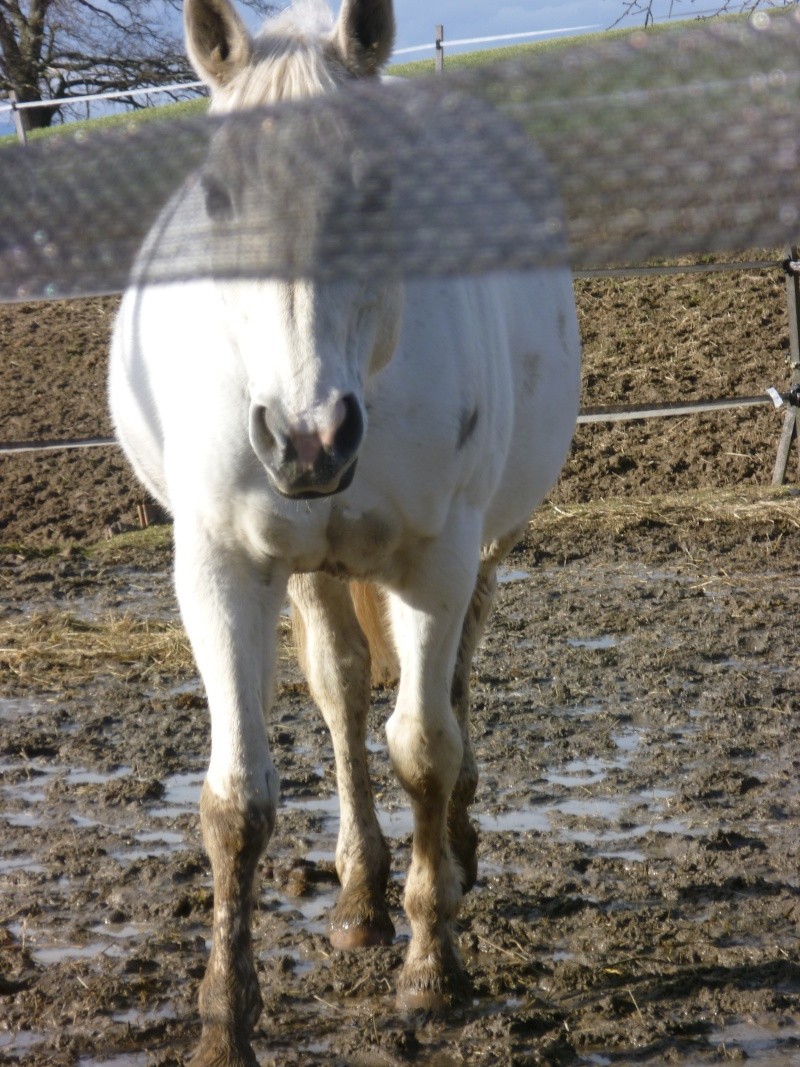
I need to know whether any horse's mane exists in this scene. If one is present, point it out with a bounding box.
[209,0,345,111]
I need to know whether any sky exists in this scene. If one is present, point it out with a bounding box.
[395,1,621,53]
[391,1,708,55]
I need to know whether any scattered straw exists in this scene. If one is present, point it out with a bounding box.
[534,486,800,538]
[0,609,296,690]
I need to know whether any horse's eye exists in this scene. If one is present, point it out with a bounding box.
[202,176,235,222]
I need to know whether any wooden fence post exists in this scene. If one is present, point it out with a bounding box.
[9,91,29,145]
[772,249,800,486]
[435,25,444,74]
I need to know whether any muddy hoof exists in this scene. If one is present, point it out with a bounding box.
[396,983,465,1013]
[187,1026,258,1067]
[396,948,471,1013]
[329,911,395,950]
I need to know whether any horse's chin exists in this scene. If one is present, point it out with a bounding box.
[269,458,358,501]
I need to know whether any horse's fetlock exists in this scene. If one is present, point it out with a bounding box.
[404,860,462,930]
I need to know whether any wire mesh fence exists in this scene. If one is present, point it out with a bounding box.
[2,12,800,301]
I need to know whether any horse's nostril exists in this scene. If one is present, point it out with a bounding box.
[254,406,276,449]
[333,394,364,460]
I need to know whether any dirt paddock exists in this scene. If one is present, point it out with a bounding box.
[1,261,800,1065]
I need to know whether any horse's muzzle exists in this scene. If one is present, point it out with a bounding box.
[249,394,364,499]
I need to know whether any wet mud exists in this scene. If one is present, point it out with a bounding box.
[2,496,800,1066]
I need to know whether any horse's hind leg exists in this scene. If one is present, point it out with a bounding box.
[449,527,525,892]
[289,573,395,949]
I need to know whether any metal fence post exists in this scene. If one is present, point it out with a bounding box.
[9,91,29,145]
[772,250,800,486]
[435,25,444,74]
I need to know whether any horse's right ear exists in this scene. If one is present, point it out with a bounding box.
[184,0,252,89]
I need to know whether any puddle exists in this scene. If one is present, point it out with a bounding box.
[111,1004,177,1026]
[709,1018,800,1062]
[566,635,620,651]
[282,784,700,860]
[0,696,41,720]
[0,1030,47,1052]
[151,769,205,817]
[276,889,336,935]
[283,795,415,842]
[89,924,146,939]
[136,830,184,845]
[78,1054,150,1067]
[497,567,531,584]
[2,811,42,827]
[31,940,128,965]
[66,766,133,786]
[546,755,618,788]
[480,808,551,833]
[0,856,47,874]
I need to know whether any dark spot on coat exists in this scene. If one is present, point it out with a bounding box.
[457,407,479,450]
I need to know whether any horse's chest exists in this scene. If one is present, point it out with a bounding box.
[316,505,407,582]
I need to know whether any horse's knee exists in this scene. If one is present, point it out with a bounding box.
[385,701,463,807]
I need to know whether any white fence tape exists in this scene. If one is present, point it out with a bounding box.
[0,80,206,116]
[392,25,601,57]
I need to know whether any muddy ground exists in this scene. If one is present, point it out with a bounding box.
[2,258,800,1065]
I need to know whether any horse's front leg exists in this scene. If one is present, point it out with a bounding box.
[175,524,286,1067]
[385,513,482,1009]
[288,572,394,949]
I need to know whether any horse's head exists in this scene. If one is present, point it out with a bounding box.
[185,0,395,109]
[184,0,399,499]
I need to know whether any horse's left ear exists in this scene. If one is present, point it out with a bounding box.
[334,0,395,76]
[184,0,252,89]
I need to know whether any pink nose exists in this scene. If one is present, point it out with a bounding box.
[288,398,347,470]
[249,392,364,498]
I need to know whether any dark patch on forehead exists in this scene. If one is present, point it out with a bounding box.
[457,406,479,451]
[199,104,394,281]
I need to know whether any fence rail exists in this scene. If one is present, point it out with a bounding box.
[0,391,791,456]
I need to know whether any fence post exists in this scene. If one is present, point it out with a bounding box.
[435,25,444,74]
[772,249,800,486]
[9,91,29,145]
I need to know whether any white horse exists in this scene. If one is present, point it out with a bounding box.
[109,0,581,1063]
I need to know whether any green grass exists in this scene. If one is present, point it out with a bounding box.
[1,95,208,146]
[0,519,172,561]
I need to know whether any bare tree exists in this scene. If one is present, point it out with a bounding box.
[0,0,276,130]
[615,0,799,28]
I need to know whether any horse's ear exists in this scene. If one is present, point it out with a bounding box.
[334,0,395,76]
[184,0,252,89]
